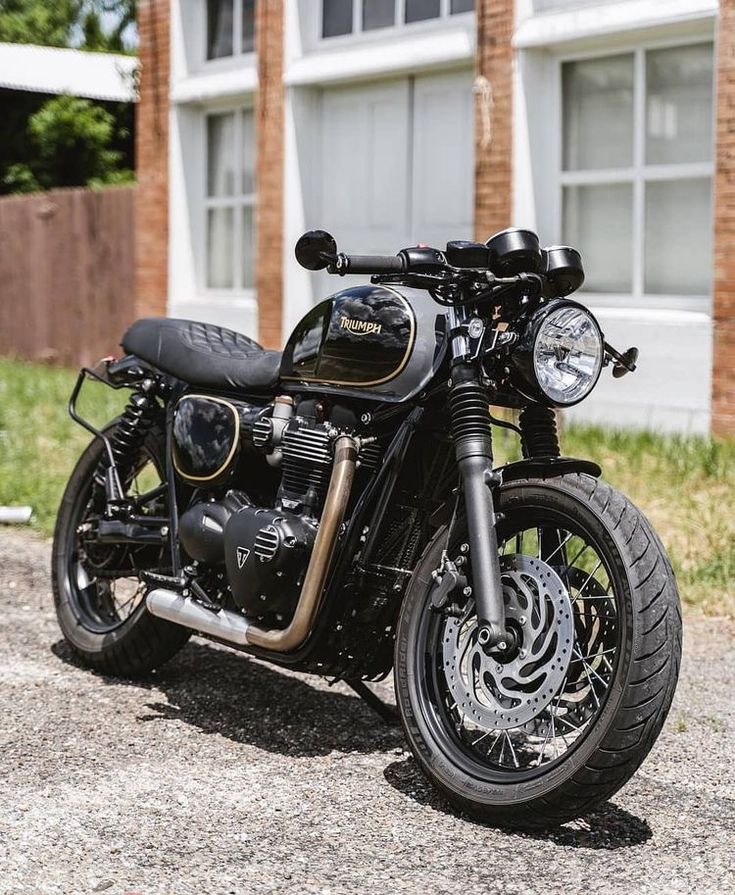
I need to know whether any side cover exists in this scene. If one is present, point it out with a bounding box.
[279,285,447,403]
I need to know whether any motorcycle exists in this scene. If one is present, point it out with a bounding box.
[53,227,681,828]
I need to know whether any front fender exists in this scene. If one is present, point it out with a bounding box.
[495,456,602,485]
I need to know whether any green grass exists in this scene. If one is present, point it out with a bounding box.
[1,358,733,616]
[494,421,735,617]
[0,358,125,536]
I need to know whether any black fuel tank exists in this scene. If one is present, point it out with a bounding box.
[279,285,446,403]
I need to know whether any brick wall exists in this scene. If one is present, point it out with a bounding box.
[255,0,285,348]
[713,0,735,436]
[135,0,170,320]
[474,0,515,242]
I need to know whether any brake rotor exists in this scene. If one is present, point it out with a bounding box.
[441,555,575,731]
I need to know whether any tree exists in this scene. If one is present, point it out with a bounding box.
[0,0,82,46]
[81,0,137,53]
[0,0,137,193]
[3,96,134,193]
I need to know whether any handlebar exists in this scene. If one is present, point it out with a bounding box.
[331,253,407,275]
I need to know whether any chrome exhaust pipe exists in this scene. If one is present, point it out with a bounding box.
[146,434,359,654]
[146,588,252,646]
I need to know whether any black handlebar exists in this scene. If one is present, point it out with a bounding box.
[333,253,407,275]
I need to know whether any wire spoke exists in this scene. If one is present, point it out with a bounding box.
[442,519,618,774]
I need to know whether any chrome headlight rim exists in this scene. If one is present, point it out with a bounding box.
[510,300,604,408]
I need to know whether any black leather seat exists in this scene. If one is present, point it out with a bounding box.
[121,318,281,392]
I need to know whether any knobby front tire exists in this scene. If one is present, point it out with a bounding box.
[394,473,682,829]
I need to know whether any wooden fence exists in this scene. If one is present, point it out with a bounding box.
[0,186,136,367]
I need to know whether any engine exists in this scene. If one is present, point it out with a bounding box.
[176,394,375,620]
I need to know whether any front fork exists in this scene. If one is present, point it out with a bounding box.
[447,308,509,651]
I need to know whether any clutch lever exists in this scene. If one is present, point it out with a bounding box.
[604,341,639,378]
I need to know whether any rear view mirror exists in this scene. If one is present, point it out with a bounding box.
[295,230,338,270]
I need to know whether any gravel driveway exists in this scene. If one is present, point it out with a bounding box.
[0,528,733,895]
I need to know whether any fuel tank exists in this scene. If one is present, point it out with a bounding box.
[279,285,447,403]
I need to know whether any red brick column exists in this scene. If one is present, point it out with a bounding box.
[713,0,735,436]
[135,0,170,320]
[474,0,515,242]
[255,0,285,349]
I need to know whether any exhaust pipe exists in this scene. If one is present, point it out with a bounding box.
[146,434,358,653]
[146,588,252,646]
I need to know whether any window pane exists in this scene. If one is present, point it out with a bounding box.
[242,109,256,195]
[645,179,711,294]
[405,0,441,23]
[242,206,255,289]
[646,44,713,165]
[563,183,633,292]
[207,113,236,197]
[208,208,234,289]
[242,0,255,53]
[363,0,395,30]
[563,55,634,171]
[322,0,353,37]
[451,0,475,11]
[207,0,233,59]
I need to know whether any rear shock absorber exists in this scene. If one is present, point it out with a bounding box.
[111,389,158,468]
[95,381,160,494]
[519,404,560,459]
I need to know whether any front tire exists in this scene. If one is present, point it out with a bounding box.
[394,474,681,828]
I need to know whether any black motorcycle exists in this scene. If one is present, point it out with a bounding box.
[53,228,681,828]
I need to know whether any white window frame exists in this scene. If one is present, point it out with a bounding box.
[316,0,474,46]
[556,36,715,312]
[204,0,256,67]
[202,103,257,296]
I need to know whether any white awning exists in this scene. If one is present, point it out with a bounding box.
[0,42,138,102]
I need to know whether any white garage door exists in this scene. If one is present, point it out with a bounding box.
[319,69,474,267]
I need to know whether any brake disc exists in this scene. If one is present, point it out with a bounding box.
[441,555,575,731]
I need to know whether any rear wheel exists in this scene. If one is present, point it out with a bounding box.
[52,421,190,677]
[394,474,681,828]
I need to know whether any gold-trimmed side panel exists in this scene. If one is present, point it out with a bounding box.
[172,394,241,484]
[280,286,417,389]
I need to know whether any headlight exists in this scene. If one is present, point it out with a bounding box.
[511,301,603,406]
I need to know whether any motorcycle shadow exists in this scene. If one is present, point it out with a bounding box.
[383,757,653,849]
[51,637,404,758]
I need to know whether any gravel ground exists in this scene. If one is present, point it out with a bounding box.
[0,528,733,895]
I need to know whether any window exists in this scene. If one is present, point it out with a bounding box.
[205,109,256,291]
[321,0,473,39]
[561,43,714,297]
[207,0,255,60]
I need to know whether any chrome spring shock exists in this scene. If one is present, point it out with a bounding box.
[519,404,560,459]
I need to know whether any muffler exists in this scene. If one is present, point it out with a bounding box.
[146,434,358,653]
[146,588,252,646]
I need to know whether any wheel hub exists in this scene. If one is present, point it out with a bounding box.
[441,555,575,731]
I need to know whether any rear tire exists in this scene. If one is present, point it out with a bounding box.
[52,422,190,677]
[394,474,682,828]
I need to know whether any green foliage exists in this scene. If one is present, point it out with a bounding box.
[0,0,82,47]
[0,1,137,194]
[21,95,133,189]
[0,0,137,51]
[81,0,137,53]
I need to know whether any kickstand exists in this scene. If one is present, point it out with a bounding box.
[346,680,401,727]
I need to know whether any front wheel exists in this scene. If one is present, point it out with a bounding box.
[394,474,682,828]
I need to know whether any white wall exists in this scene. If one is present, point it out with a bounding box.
[512,0,717,432]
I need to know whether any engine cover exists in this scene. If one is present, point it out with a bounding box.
[224,506,316,616]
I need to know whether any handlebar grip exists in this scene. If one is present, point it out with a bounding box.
[339,254,407,275]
